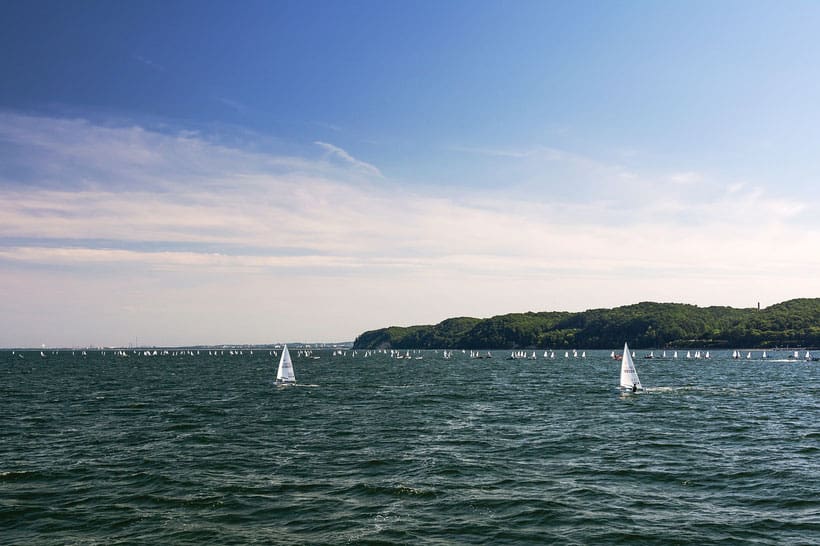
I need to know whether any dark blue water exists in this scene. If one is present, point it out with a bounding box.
[2,349,818,544]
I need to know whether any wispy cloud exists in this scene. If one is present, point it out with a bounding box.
[450,144,572,161]
[216,97,248,114]
[132,54,166,72]
[1,112,818,345]
[311,121,342,132]
[668,171,703,185]
[314,141,382,177]
[450,145,534,158]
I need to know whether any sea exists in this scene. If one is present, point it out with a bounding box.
[1,349,818,545]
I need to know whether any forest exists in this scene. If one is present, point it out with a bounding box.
[353,298,820,350]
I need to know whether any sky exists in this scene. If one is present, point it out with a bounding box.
[2,0,820,347]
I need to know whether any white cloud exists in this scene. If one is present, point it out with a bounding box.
[1,112,818,346]
[311,121,342,132]
[216,97,247,114]
[668,171,703,185]
[314,140,382,177]
[133,54,166,72]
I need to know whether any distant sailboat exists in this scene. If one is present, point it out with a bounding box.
[620,342,643,392]
[275,345,296,385]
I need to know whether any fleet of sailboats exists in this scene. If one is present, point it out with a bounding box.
[10,344,813,390]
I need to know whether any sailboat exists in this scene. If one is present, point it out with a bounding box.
[275,345,296,385]
[620,342,643,392]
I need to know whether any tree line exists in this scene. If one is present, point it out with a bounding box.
[353,299,820,350]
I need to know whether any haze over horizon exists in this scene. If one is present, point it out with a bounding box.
[2,1,820,347]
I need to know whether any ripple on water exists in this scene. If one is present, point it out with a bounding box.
[1,351,818,544]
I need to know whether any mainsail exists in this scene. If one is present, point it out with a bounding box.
[276,345,296,384]
[620,342,643,390]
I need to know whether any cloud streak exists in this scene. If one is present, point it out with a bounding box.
[133,54,166,72]
[314,140,382,177]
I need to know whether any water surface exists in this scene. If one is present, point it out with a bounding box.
[2,350,818,544]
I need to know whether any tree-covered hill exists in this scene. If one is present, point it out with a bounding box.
[353,299,820,350]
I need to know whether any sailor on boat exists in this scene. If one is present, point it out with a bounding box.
[620,342,644,393]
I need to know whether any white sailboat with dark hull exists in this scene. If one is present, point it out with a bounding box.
[620,342,644,392]
[275,345,296,385]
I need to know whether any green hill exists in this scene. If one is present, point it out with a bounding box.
[353,299,820,350]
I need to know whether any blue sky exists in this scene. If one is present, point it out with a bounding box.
[1,1,819,346]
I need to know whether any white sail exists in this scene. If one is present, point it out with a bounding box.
[276,345,296,384]
[620,342,643,391]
